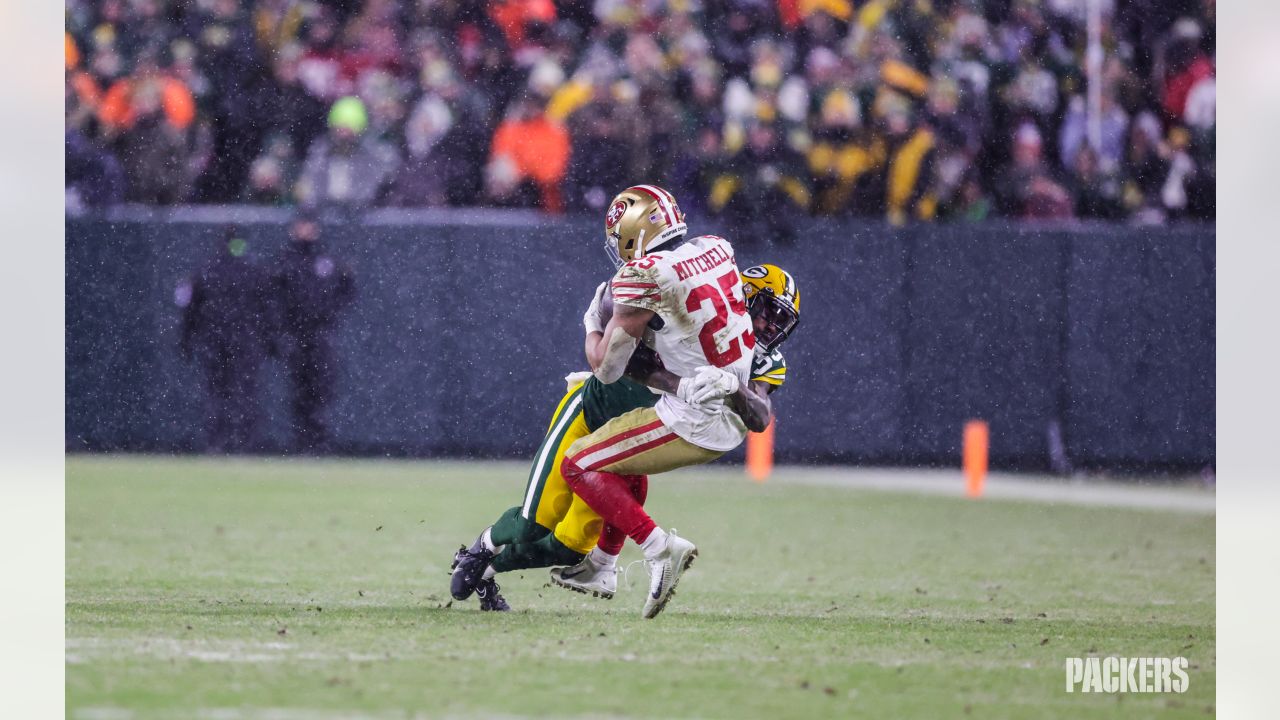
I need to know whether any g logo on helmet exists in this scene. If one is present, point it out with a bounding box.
[605,200,628,229]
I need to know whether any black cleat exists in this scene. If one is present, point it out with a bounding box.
[449,536,494,601]
[476,579,510,612]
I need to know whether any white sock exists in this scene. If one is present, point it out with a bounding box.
[640,527,669,560]
[481,565,496,581]
[589,547,618,569]
[481,527,503,554]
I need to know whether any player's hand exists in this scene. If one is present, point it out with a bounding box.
[583,281,609,335]
[683,365,740,404]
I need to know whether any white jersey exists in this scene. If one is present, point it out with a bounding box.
[610,234,756,451]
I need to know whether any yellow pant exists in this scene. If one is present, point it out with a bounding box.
[520,383,610,555]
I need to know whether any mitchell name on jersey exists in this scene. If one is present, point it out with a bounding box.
[670,244,733,282]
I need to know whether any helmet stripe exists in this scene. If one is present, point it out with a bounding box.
[631,185,674,226]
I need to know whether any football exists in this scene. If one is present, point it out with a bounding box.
[599,289,614,325]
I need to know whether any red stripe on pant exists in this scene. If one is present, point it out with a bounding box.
[579,430,677,471]
[562,456,657,546]
[597,475,647,556]
[568,419,666,467]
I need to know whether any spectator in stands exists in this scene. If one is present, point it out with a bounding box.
[564,89,637,212]
[179,228,278,454]
[1066,145,1125,220]
[96,46,195,136]
[242,133,297,206]
[872,91,939,225]
[485,93,570,212]
[1120,112,1172,223]
[806,90,883,215]
[710,118,809,245]
[273,211,356,454]
[295,96,400,209]
[995,122,1074,220]
[1059,91,1130,175]
[386,84,476,207]
[945,171,994,223]
[1159,19,1214,122]
[65,39,125,209]
[261,43,329,162]
[186,0,270,202]
[98,47,203,204]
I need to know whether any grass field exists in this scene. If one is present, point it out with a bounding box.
[66,455,1215,719]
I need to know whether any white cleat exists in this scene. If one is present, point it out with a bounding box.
[642,531,697,619]
[550,558,617,599]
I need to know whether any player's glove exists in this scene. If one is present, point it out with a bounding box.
[677,365,740,404]
[564,371,593,392]
[583,281,609,335]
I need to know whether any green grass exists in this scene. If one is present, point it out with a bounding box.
[66,456,1215,719]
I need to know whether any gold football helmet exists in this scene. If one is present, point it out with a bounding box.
[603,185,688,267]
[741,264,800,352]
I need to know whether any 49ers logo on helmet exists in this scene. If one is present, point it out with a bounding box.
[605,200,627,229]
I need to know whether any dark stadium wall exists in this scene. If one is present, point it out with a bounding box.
[65,213,1215,471]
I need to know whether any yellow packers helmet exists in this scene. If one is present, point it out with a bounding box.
[741,264,800,352]
[603,185,687,268]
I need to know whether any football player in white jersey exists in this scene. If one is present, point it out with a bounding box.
[559,184,787,618]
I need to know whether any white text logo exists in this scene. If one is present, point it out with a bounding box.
[1065,657,1189,693]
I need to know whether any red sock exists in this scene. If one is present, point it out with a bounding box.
[597,475,649,555]
[562,458,657,545]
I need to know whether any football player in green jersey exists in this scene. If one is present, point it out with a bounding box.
[448,264,800,611]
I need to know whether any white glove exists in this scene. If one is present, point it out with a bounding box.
[583,281,609,335]
[675,376,698,403]
[679,365,740,404]
[564,371,593,392]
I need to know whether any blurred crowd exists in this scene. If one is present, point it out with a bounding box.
[66,0,1215,228]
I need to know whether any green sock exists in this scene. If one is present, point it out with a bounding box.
[488,506,548,547]
[491,533,585,573]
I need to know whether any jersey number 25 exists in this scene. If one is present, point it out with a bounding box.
[685,269,755,367]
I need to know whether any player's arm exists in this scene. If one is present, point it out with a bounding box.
[725,380,773,433]
[586,302,655,384]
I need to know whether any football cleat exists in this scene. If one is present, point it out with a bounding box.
[476,579,510,612]
[449,535,494,601]
[549,558,617,600]
[642,531,698,619]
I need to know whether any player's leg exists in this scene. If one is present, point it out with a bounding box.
[484,405,592,573]
[550,475,647,599]
[559,407,721,617]
[450,384,586,605]
[560,407,719,546]
[488,469,605,577]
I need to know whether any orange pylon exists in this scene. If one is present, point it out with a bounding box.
[963,420,988,498]
[747,418,775,483]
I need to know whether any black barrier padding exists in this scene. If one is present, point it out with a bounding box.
[1063,228,1215,466]
[65,215,1214,470]
[901,225,1066,465]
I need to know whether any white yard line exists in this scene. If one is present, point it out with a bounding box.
[758,467,1215,514]
[73,707,619,720]
[65,638,386,665]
